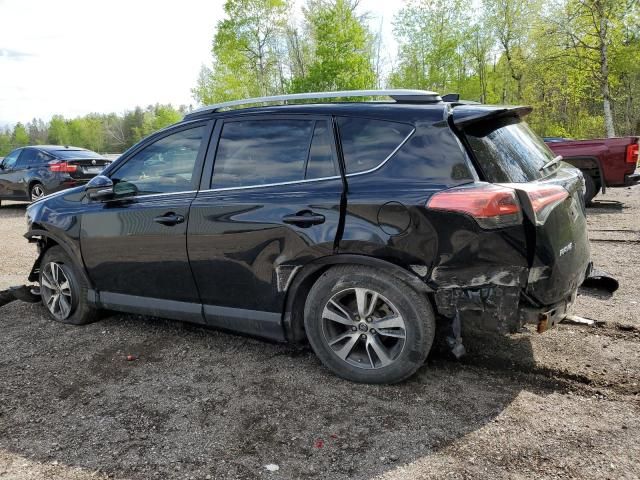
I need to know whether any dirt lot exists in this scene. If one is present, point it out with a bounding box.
[1,185,639,480]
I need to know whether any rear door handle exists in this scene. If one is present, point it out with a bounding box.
[282,211,325,227]
[153,212,185,226]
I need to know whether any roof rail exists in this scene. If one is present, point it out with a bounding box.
[185,89,441,118]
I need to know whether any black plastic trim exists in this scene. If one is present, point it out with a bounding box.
[98,291,206,324]
[203,305,285,342]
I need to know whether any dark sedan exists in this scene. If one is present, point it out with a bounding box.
[0,145,111,204]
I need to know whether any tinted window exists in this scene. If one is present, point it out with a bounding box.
[1,149,21,169]
[337,117,413,174]
[212,119,315,189]
[18,148,50,166]
[111,126,205,195]
[305,121,336,179]
[54,149,104,160]
[465,118,557,182]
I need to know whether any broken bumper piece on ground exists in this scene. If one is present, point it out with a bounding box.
[0,285,40,308]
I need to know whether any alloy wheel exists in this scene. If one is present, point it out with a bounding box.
[40,262,73,320]
[31,184,45,201]
[321,287,407,370]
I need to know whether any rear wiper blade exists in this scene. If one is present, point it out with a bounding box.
[539,155,563,171]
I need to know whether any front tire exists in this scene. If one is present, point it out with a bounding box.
[39,246,99,325]
[304,266,435,384]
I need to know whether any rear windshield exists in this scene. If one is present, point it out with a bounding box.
[53,149,103,160]
[465,117,558,182]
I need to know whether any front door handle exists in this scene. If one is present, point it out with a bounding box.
[153,212,185,226]
[282,211,325,227]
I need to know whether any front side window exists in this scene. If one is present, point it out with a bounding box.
[337,117,414,174]
[211,118,336,189]
[110,126,205,196]
[1,149,21,169]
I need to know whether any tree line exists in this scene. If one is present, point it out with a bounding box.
[2,0,637,158]
[194,0,640,139]
[0,104,187,156]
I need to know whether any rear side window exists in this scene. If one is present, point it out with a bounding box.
[465,118,557,182]
[212,119,336,189]
[17,149,39,166]
[337,117,413,174]
[19,149,53,166]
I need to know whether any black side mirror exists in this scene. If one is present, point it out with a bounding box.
[85,175,114,201]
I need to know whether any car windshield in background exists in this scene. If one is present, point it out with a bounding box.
[465,118,558,183]
[54,149,103,160]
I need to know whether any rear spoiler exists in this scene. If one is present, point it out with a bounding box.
[451,105,533,129]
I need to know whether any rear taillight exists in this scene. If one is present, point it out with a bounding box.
[510,183,569,226]
[427,184,522,229]
[626,143,639,165]
[48,161,77,173]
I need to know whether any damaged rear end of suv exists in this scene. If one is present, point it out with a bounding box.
[429,104,591,348]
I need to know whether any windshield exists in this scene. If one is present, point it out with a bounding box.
[53,149,103,160]
[465,117,558,182]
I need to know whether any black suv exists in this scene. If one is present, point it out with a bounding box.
[0,146,111,203]
[25,90,591,384]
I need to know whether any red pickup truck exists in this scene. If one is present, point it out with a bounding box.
[544,136,640,204]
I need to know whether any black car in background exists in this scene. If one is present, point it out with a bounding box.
[0,145,111,204]
[24,90,591,384]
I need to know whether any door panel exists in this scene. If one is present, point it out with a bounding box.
[188,181,343,313]
[188,115,344,326]
[80,193,200,303]
[80,121,212,308]
[0,149,27,199]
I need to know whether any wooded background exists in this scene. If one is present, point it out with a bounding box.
[1,0,638,156]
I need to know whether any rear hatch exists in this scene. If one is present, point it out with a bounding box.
[49,149,111,179]
[452,105,590,306]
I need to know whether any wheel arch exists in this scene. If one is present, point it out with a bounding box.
[281,254,433,343]
[25,228,90,287]
[561,156,606,194]
[27,178,44,196]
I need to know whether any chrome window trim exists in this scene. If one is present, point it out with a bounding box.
[114,190,199,200]
[343,126,415,178]
[199,175,342,193]
[198,127,415,194]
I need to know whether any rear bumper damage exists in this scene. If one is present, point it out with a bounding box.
[432,263,594,336]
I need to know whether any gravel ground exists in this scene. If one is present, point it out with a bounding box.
[0,185,639,480]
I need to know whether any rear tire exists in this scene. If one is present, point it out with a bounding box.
[39,246,99,325]
[30,183,46,202]
[304,265,435,384]
[583,174,597,205]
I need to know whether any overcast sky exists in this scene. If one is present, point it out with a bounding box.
[0,0,399,127]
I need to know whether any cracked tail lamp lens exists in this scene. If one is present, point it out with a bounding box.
[427,184,522,229]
